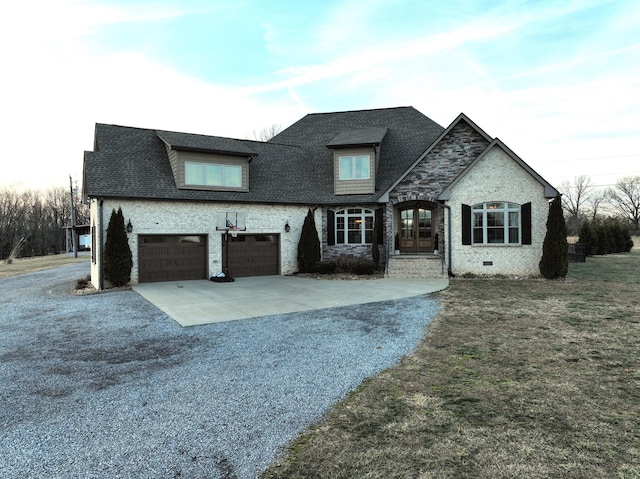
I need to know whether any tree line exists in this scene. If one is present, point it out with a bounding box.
[559,175,640,236]
[0,186,89,260]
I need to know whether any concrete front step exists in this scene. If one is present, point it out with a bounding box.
[386,254,447,279]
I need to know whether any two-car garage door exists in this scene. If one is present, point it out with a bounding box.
[138,234,280,283]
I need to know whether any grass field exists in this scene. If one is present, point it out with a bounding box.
[0,254,89,280]
[261,252,640,479]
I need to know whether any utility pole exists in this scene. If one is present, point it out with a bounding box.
[69,175,78,258]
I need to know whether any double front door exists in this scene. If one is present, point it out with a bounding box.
[399,206,434,253]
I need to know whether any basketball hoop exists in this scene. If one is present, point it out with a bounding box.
[216,211,246,232]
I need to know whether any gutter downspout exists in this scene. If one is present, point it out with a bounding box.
[98,198,104,290]
[441,202,453,277]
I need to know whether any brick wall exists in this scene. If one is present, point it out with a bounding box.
[446,145,549,276]
[90,199,317,287]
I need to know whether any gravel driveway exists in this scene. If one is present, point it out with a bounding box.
[0,262,440,479]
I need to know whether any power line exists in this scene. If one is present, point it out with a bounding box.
[533,153,640,164]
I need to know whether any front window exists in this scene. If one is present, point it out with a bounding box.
[185,162,242,187]
[335,208,374,244]
[338,155,370,180]
[472,202,520,244]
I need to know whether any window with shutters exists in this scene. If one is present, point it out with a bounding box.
[334,208,375,244]
[470,202,521,245]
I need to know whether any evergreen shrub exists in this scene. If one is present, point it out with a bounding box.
[104,207,133,287]
[314,261,337,274]
[539,194,568,279]
[297,209,321,273]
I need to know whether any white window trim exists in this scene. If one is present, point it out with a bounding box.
[335,208,375,245]
[338,155,371,180]
[472,202,521,245]
[185,161,242,188]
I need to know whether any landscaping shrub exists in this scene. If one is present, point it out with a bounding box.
[337,257,377,275]
[297,209,321,273]
[314,261,337,274]
[578,221,595,256]
[104,207,133,287]
[539,193,568,279]
[580,218,634,255]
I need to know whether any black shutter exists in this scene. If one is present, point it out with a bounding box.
[521,202,532,245]
[462,204,471,245]
[375,208,384,244]
[327,210,335,246]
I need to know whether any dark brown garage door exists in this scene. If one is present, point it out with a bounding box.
[138,235,207,283]
[225,234,279,277]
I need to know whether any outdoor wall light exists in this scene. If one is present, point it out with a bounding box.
[284,220,291,232]
[126,219,133,233]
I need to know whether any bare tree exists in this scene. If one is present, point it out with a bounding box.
[587,188,608,221]
[559,175,593,235]
[0,186,71,258]
[251,123,282,142]
[0,187,27,258]
[608,175,640,231]
[559,175,593,216]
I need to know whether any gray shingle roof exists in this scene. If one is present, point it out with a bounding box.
[157,131,256,156]
[326,127,388,148]
[83,106,446,204]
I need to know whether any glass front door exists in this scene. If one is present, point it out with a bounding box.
[399,206,433,253]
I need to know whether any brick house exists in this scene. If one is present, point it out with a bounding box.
[82,107,558,288]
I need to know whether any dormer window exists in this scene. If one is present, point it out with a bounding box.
[185,162,242,188]
[327,127,386,196]
[338,155,370,180]
[157,131,253,192]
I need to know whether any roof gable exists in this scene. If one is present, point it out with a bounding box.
[380,113,493,202]
[437,138,559,200]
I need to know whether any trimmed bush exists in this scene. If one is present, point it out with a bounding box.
[539,194,568,279]
[349,259,377,275]
[297,209,321,273]
[578,221,595,256]
[336,257,377,275]
[314,261,337,274]
[104,207,133,287]
[582,218,634,255]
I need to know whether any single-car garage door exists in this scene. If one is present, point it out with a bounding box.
[138,235,207,283]
[225,234,279,277]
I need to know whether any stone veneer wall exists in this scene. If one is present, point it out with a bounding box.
[385,120,491,263]
[321,206,386,265]
[447,145,549,275]
[90,199,318,287]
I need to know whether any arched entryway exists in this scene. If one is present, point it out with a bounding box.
[397,202,436,253]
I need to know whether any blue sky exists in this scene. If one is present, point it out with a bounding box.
[1,0,638,191]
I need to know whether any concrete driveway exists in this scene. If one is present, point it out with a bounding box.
[133,276,449,326]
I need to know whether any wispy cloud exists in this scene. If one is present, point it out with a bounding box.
[1,0,638,189]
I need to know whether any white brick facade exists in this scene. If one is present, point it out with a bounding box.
[446,145,549,275]
[89,199,319,288]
